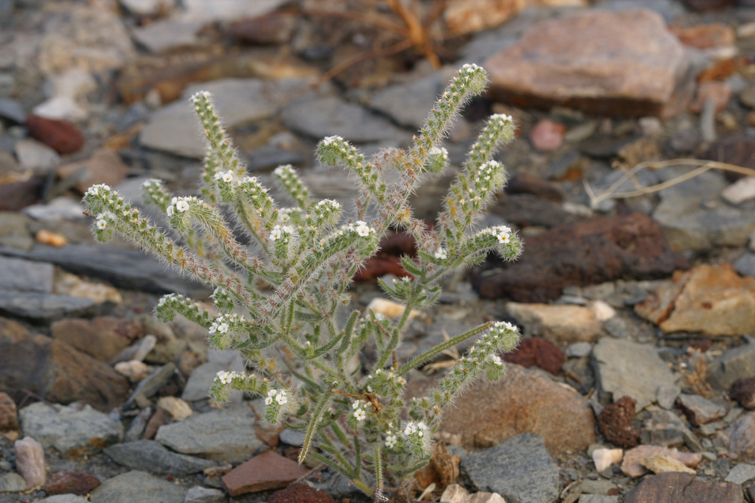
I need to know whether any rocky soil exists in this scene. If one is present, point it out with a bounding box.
[2,0,755,502]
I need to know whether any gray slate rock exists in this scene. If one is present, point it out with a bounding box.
[0,472,26,493]
[726,463,755,484]
[653,170,755,252]
[89,470,188,503]
[592,337,677,410]
[19,402,123,456]
[567,342,593,358]
[578,496,618,503]
[734,252,755,278]
[461,433,559,503]
[282,95,407,143]
[155,405,262,462]
[0,211,34,251]
[182,362,226,402]
[709,337,755,390]
[184,486,225,503]
[104,440,216,476]
[657,385,681,410]
[0,244,208,297]
[279,428,305,447]
[0,255,53,292]
[125,363,176,409]
[39,495,89,503]
[141,78,314,158]
[369,69,455,130]
[0,98,26,123]
[0,291,98,323]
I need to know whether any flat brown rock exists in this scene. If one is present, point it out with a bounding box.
[222,450,310,497]
[624,472,744,503]
[472,212,688,302]
[636,264,755,336]
[484,9,692,117]
[405,364,595,455]
[0,317,130,411]
[51,317,141,362]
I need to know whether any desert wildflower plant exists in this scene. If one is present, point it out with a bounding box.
[82,64,521,500]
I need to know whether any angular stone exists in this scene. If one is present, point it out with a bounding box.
[593,448,623,473]
[709,339,755,390]
[725,413,755,461]
[0,291,98,323]
[444,0,521,36]
[506,303,601,343]
[0,245,208,297]
[485,9,691,118]
[156,396,192,421]
[89,471,187,503]
[132,20,204,54]
[735,253,755,279]
[281,95,406,143]
[15,436,45,488]
[678,394,728,426]
[0,98,26,124]
[155,405,263,462]
[723,177,755,206]
[641,453,696,475]
[43,471,101,496]
[0,318,130,410]
[15,139,61,172]
[731,378,755,410]
[598,396,639,448]
[0,178,42,212]
[39,495,89,503]
[182,362,226,402]
[184,485,226,503]
[51,317,141,362]
[0,211,34,251]
[472,212,687,302]
[502,337,565,375]
[19,402,123,456]
[57,149,129,194]
[461,433,559,503]
[0,392,18,433]
[125,363,176,409]
[222,450,310,496]
[181,0,286,23]
[670,23,735,49]
[369,69,455,130]
[230,11,297,45]
[592,338,678,410]
[621,446,702,477]
[640,408,690,448]
[726,463,755,484]
[141,78,312,158]
[0,472,26,493]
[104,440,216,476]
[624,472,744,503]
[405,364,595,454]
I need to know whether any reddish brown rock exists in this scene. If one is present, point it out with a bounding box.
[484,9,692,118]
[681,0,735,12]
[670,23,736,49]
[268,483,336,503]
[472,212,688,302]
[701,135,755,182]
[44,471,101,496]
[689,81,731,114]
[0,178,42,211]
[57,149,129,194]
[230,11,297,45]
[26,115,84,155]
[624,472,744,503]
[731,377,755,410]
[222,450,310,497]
[635,264,755,336]
[353,230,418,282]
[505,173,564,203]
[598,396,639,448]
[529,119,565,151]
[51,317,142,362]
[405,363,596,455]
[0,392,18,433]
[502,337,564,375]
[0,317,130,411]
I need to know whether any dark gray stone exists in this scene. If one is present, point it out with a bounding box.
[0,472,26,493]
[246,145,303,172]
[279,428,305,447]
[184,486,225,503]
[727,463,755,484]
[369,70,454,130]
[0,98,26,124]
[0,291,98,323]
[155,405,263,462]
[592,338,677,410]
[19,402,123,456]
[104,440,217,476]
[734,252,755,278]
[0,244,209,297]
[0,255,53,292]
[709,338,755,390]
[89,470,188,503]
[461,433,559,503]
[182,362,225,402]
[281,95,407,143]
[125,363,176,409]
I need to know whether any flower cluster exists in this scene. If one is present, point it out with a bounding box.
[270,225,293,242]
[403,421,430,458]
[352,401,367,421]
[166,196,191,217]
[265,388,289,406]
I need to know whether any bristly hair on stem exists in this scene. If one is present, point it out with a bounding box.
[81,63,522,501]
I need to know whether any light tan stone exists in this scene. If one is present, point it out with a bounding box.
[506,302,601,342]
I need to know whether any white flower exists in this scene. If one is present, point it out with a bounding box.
[352,401,361,409]
[84,184,111,197]
[280,212,290,222]
[353,220,371,237]
[434,248,447,260]
[221,172,233,182]
[429,146,448,160]
[270,227,282,241]
[494,321,517,332]
[265,397,273,405]
[276,392,288,405]
[404,422,418,435]
[491,354,504,366]
[385,435,397,448]
[175,199,190,213]
[268,389,278,397]
[216,371,230,384]
[96,217,107,229]
[354,408,366,421]
[166,205,174,216]
[282,225,293,234]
